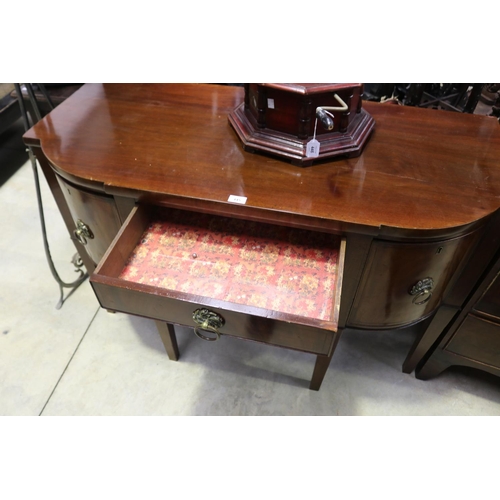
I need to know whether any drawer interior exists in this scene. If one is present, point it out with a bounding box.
[94,205,344,331]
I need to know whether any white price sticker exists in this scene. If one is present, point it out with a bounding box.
[228,195,247,204]
[306,139,320,158]
[267,98,275,109]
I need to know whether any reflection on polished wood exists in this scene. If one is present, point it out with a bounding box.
[24,83,500,237]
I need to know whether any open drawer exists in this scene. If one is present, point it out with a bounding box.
[90,205,345,356]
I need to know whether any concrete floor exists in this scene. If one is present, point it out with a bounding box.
[1,118,500,416]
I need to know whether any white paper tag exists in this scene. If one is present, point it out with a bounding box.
[267,98,275,109]
[228,195,247,204]
[306,139,320,158]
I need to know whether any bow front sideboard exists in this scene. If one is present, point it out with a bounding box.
[23,84,500,390]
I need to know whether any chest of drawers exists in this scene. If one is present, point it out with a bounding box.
[416,248,500,380]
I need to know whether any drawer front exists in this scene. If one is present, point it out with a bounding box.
[348,231,479,329]
[91,279,335,355]
[90,204,344,356]
[56,174,122,265]
[445,314,500,369]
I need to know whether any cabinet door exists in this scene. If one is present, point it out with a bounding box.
[348,231,479,329]
[56,175,123,265]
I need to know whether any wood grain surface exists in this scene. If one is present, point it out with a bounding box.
[24,83,500,237]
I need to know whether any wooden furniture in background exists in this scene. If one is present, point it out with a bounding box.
[0,84,21,136]
[416,246,500,380]
[16,84,83,123]
[23,84,500,389]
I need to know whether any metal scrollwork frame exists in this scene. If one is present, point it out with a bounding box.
[15,84,88,309]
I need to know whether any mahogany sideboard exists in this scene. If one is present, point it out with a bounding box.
[23,83,500,390]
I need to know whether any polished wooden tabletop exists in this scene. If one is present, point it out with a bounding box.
[24,83,500,235]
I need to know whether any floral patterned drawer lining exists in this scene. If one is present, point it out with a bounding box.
[119,210,340,322]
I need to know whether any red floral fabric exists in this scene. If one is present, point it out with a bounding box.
[119,210,340,321]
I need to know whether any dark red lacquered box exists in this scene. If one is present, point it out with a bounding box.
[228,83,375,166]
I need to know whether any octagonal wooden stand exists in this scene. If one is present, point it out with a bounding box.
[229,102,375,167]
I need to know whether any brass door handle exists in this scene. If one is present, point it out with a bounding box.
[73,219,94,246]
[409,277,434,305]
[192,308,225,342]
[412,289,432,305]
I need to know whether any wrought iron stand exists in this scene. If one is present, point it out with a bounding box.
[15,84,88,309]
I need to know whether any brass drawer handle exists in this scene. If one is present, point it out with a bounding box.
[409,277,434,305]
[193,308,225,342]
[73,219,94,246]
[412,290,432,305]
